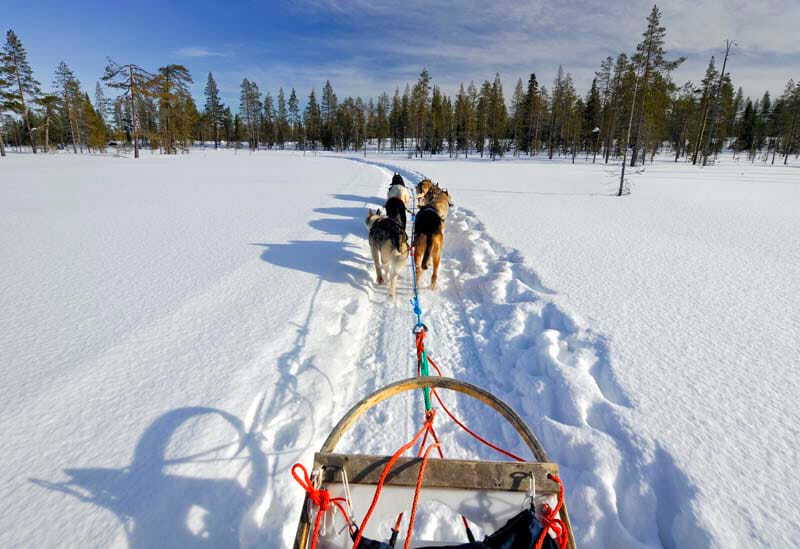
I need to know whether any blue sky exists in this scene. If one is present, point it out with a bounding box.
[6,0,799,109]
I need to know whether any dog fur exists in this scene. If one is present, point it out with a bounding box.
[364,208,409,298]
[388,175,411,208]
[412,187,452,289]
[415,179,434,207]
[384,196,406,230]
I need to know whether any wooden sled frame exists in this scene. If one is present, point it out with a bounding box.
[293,376,575,548]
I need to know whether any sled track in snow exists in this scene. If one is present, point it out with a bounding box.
[333,157,713,548]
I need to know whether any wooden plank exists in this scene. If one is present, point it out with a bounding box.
[314,452,561,493]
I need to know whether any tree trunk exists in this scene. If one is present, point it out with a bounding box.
[630,43,654,167]
[619,69,641,196]
[129,66,139,159]
[14,74,37,154]
[692,101,710,165]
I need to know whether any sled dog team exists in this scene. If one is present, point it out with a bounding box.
[364,173,453,298]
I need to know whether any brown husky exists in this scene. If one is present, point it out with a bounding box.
[412,187,453,289]
[415,179,434,207]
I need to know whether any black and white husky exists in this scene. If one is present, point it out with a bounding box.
[364,208,409,299]
[387,173,411,208]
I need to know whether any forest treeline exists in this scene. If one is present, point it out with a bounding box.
[1,6,798,165]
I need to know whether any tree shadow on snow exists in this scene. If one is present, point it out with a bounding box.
[30,407,268,548]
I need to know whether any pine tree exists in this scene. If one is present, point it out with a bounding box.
[629,5,684,166]
[204,72,223,148]
[691,57,719,164]
[548,66,566,159]
[34,94,60,152]
[782,81,800,165]
[411,69,431,155]
[152,64,193,154]
[239,78,261,150]
[1,30,41,153]
[261,92,274,148]
[454,83,472,157]
[389,88,402,150]
[375,92,389,151]
[668,82,696,161]
[54,62,84,153]
[701,40,734,165]
[102,59,153,158]
[511,77,526,155]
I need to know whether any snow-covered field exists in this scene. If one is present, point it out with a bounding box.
[1,149,798,548]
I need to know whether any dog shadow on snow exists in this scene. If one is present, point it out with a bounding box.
[253,200,380,290]
[253,240,369,290]
[330,193,384,206]
[30,407,268,548]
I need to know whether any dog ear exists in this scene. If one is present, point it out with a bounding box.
[377,208,383,216]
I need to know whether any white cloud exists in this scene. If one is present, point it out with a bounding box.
[175,47,226,58]
[289,0,798,98]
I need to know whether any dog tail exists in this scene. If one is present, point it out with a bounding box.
[421,234,432,269]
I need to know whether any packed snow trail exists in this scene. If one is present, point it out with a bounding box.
[318,158,715,548]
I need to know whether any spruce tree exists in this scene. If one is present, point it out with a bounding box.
[584,78,601,161]
[321,80,337,150]
[1,30,41,153]
[288,88,300,146]
[276,87,288,149]
[303,89,321,151]
[0,67,21,157]
[523,74,540,155]
[488,73,506,159]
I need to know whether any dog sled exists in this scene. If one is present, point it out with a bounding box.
[292,377,575,549]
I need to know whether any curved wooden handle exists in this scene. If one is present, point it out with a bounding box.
[320,376,549,462]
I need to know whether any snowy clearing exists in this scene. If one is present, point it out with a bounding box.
[1,150,798,548]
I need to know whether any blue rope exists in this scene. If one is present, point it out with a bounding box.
[408,180,425,332]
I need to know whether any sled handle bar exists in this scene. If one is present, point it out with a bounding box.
[320,376,549,462]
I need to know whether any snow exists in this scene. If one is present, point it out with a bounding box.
[1,149,798,548]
